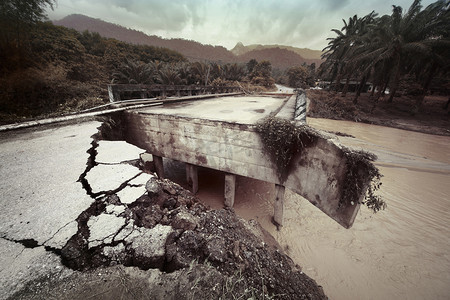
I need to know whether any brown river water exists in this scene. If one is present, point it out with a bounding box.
[164,117,450,300]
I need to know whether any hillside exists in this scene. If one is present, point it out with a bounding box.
[53,14,320,69]
[231,42,323,61]
[0,21,186,124]
[53,14,235,62]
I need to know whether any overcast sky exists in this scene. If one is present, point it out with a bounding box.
[46,0,437,51]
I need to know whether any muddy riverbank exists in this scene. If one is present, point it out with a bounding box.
[307,90,450,136]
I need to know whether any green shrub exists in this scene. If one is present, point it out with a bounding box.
[341,149,386,213]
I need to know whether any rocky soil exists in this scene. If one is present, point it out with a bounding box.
[8,130,327,300]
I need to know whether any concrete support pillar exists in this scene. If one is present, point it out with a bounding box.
[153,155,164,179]
[185,164,190,183]
[273,184,285,227]
[224,174,236,207]
[185,163,198,194]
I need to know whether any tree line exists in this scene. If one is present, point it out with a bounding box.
[111,58,276,88]
[319,0,449,113]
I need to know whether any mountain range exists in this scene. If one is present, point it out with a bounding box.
[53,14,323,69]
[230,42,322,60]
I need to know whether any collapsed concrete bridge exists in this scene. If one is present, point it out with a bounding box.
[98,92,376,229]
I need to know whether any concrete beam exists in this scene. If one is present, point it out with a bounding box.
[224,174,236,207]
[273,184,285,227]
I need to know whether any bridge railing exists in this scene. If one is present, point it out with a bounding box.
[107,84,241,103]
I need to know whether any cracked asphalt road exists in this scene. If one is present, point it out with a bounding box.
[0,120,186,299]
[0,121,103,299]
[0,120,190,299]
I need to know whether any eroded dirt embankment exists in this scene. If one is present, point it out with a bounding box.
[307,90,450,136]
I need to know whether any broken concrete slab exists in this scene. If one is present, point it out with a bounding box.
[172,207,200,231]
[43,220,78,249]
[145,177,163,196]
[87,213,127,248]
[85,164,142,195]
[126,224,173,269]
[129,172,154,186]
[126,224,173,258]
[115,173,155,205]
[102,243,127,263]
[95,140,146,164]
[114,220,135,242]
[117,185,147,204]
[106,204,126,216]
[140,152,154,163]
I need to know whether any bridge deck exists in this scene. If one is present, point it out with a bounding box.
[104,94,371,229]
[136,95,286,124]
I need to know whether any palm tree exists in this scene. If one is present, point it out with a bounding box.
[225,63,245,81]
[190,62,210,86]
[157,65,182,85]
[320,24,349,91]
[407,0,450,112]
[209,62,223,82]
[111,59,155,84]
[353,0,449,104]
[320,12,376,93]
[147,60,164,83]
[321,0,449,112]
[176,62,193,85]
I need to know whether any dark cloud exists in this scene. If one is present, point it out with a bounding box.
[319,0,351,11]
[48,0,437,50]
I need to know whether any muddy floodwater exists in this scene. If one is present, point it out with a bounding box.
[164,117,450,300]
